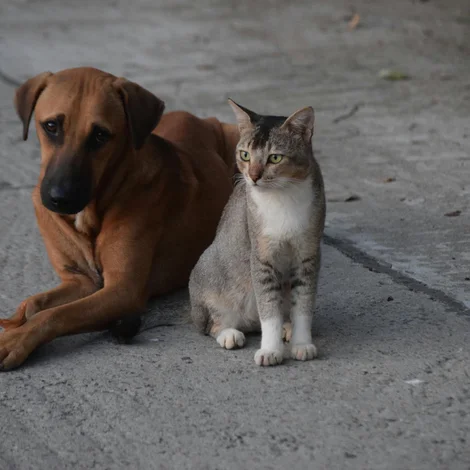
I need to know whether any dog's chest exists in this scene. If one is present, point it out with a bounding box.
[74,211,86,233]
[69,210,103,286]
[250,179,313,239]
[73,208,100,237]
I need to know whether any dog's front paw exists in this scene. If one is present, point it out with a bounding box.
[0,327,37,371]
[254,348,284,366]
[291,343,317,361]
[216,328,246,350]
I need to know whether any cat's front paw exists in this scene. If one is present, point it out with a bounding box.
[216,328,246,350]
[254,348,284,366]
[291,343,317,361]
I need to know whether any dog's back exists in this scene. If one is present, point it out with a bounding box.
[154,111,239,174]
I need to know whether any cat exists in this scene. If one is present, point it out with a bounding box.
[188,99,326,366]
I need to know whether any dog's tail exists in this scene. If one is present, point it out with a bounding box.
[109,315,142,343]
[220,122,239,163]
[204,117,239,177]
[220,122,240,177]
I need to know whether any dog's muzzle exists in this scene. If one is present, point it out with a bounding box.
[40,163,92,215]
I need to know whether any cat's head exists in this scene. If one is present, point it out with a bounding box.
[229,100,315,189]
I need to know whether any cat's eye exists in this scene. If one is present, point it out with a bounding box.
[268,154,284,164]
[239,150,250,162]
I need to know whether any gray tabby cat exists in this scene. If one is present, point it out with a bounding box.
[189,100,326,366]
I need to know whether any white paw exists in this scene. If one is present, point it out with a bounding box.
[291,343,317,361]
[216,328,246,350]
[254,348,284,366]
[282,322,292,343]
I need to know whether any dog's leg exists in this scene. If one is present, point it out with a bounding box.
[0,278,98,330]
[0,232,155,370]
[0,282,144,370]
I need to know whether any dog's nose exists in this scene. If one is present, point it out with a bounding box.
[41,175,90,215]
[49,186,69,206]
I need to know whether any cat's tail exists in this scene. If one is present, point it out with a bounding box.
[189,301,213,335]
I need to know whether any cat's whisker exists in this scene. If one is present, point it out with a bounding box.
[233,173,246,187]
[262,178,297,190]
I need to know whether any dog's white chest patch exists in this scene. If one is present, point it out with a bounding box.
[250,178,313,239]
[74,211,85,232]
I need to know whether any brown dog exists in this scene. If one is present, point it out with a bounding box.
[0,67,239,370]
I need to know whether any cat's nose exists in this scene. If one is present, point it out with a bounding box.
[249,166,263,183]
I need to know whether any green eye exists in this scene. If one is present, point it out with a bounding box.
[239,150,250,161]
[268,154,284,164]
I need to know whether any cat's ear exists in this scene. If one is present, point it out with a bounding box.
[228,99,256,132]
[281,106,315,142]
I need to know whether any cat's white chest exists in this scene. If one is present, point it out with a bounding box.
[250,178,313,239]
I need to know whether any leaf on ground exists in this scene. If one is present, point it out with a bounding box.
[383,177,396,183]
[378,69,410,81]
[444,210,461,217]
[348,13,360,30]
[344,194,361,202]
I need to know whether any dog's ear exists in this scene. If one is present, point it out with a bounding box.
[15,71,53,141]
[113,78,165,150]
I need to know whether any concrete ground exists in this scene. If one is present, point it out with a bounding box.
[0,0,469,469]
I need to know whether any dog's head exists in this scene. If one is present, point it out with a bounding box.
[15,67,165,215]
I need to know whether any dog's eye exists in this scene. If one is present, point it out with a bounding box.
[43,120,58,135]
[93,129,109,145]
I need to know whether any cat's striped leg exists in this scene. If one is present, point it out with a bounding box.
[251,255,284,366]
[289,253,320,361]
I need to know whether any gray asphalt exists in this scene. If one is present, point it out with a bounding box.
[0,1,469,469]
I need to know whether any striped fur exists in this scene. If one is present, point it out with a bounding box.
[189,102,325,366]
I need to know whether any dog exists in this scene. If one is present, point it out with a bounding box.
[0,67,239,370]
